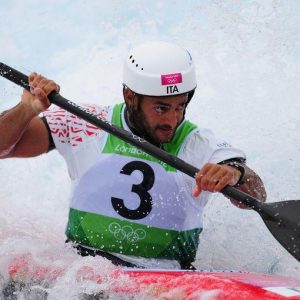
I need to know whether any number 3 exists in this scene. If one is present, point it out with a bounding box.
[111,161,155,220]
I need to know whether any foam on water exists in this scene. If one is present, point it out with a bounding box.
[0,0,300,298]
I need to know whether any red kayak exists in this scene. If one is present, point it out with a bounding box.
[5,253,300,299]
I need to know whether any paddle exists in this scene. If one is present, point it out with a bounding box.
[1,62,299,263]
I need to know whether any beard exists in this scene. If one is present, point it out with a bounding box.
[129,108,178,145]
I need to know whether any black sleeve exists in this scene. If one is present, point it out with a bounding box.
[218,157,246,165]
[218,157,246,185]
[40,116,55,152]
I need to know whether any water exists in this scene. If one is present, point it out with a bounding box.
[0,0,300,298]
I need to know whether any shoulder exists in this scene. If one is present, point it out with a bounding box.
[180,124,246,165]
[43,103,114,148]
[43,103,112,122]
[183,125,224,150]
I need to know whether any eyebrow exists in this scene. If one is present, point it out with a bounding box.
[153,101,171,106]
[152,100,187,106]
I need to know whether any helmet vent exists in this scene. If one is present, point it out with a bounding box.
[129,55,144,71]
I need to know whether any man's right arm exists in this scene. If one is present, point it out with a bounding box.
[0,73,59,158]
[0,103,50,158]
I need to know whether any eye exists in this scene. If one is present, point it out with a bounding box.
[174,103,186,113]
[154,105,168,113]
[176,104,185,112]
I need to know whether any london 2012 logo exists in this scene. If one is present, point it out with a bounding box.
[161,73,182,85]
[108,222,146,243]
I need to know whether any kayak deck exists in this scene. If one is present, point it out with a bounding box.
[2,253,300,299]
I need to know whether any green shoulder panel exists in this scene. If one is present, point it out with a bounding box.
[163,119,197,156]
[102,103,197,172]
[110,103,124,127]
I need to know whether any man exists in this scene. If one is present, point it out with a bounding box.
[0,41,266,270]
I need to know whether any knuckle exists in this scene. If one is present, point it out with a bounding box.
[221,175,229,182]
[40,78,49,84]
[206,162,214,169]
[202,163,212,171]
[35,74,43,81]
[196,173,203,180]
[201,177,209,186]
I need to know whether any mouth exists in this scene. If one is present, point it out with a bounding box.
[156,126,175,140]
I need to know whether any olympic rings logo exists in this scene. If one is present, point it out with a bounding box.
[108,222,146,243]
[166,78,177,84]
[132,134,146,143]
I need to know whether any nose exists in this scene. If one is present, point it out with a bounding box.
[164,109,182,127]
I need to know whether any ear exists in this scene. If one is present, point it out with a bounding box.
[124,87,138,109]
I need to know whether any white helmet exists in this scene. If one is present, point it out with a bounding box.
[123,41,197,98]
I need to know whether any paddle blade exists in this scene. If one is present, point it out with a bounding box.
[260,200,300,262]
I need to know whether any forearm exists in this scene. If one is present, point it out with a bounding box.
[0,102,36,157]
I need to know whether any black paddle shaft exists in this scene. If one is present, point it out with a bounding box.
[1,62,299,262]
[0,63,262,209]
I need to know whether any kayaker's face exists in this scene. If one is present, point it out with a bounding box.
[139,95,187,144]
[136,95,188,143]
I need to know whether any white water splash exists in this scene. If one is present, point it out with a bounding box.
[0,0,299,298]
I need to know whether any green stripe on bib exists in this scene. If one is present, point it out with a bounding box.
[66,208,201,262]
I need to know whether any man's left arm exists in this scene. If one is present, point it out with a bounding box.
[193,160,267,209]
